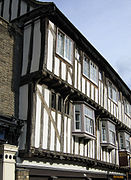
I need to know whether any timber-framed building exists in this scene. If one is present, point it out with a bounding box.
[0,0,131,180]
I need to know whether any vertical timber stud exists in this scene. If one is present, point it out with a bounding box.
[39,17,46,70]
[26,82,34,153]
[0,144,18,180]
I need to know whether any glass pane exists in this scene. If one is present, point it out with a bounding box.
[75,105,81,130]
[108,121,115,132]
[57,31,64,57]
[84,106,94,119]
[109,130,115,144]
[83,57,89,78]
[85,116,93,134]
[90,62,98,84]
[126,140,130,151]
[58,96,62,112]
[102,122,107,142]
[120,134,124,149]
[51,93,56,109]
[65,36,72,62]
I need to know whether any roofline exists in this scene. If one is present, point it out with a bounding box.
[11,3,131,101]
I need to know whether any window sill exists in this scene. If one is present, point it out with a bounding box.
[82,74,98,87]
[108,97,118,105]
[101,142,116,150]
[56,53,73,66]
[72,131,96,140]
[119,149,130,154]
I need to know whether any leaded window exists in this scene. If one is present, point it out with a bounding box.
[57,30,73,63]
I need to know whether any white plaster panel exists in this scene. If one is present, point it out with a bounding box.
[67,118,71,153]
[11,0,19,20]
[22,24,31,76]
[61,62,66,81]
[68,67,72,85]
[20,0,27,16]
[75,137,79,155]
[64,116,67,153]
[56,113,61,152]
[42,88,50,149]
[19,84,28,120]
[0,2,2,16]
[108,99,111,113]
[91,84,94,101]
[35,86,42,148]
[78,63,81,91]
[87,81,90,97]
[47,30,53,72]
[84,142,87,157]
[74,60,77,88]
[54,57,60,76]
[49,20,55,30]
[104,86,108,110]
[111,101,113,115]
[101,83,103,107]
[3,0,9,21]
[31,20,41,73]
[82,77,85,94]
[95,88,98,103]
[18,122,27,150]
[80,140,84,156]
[50,111,55,151]
[99,81,101,105]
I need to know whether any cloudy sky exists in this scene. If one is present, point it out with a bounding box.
[39,0,131,89]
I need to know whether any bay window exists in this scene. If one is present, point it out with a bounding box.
[101,119,116,149]
[73,102,95,140]
[57,30,73,63]
[119,132,130,152]
[83,56,98,85]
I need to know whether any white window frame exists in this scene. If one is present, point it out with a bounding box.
[101,119,116,149]
[83,55,98,85]
[56,29,73,64]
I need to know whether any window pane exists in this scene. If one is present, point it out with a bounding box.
[75,105,81,130]
[109,130,115,145]
[126,140,130,151]
[57,31,64,57]
[102,122,107,142]
[84,106,94,119]
[65,36,72,62]
[85,116,94,134]
[120,134,124,149]
[90,62,98,84]
[58,96,62,112]
[83,57,89,78]
[108,122,115,132]
[51,93,56,109]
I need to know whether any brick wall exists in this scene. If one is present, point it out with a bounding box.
[0,18,15,117]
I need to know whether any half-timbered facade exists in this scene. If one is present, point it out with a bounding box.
[0,0,131,180]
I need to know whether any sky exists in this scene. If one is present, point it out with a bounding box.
[39,0,131,89]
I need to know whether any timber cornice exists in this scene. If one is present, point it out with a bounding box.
[11,2,131,101]
[18,148,130,173]
[20,68,131,134]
